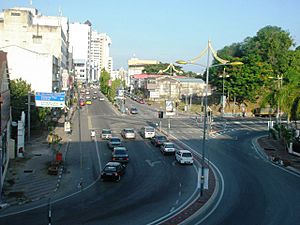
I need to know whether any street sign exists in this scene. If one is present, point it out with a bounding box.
[35,92,65,108]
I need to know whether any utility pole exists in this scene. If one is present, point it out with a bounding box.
[28,91,31,143]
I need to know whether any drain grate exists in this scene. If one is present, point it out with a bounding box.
[23,169,34,173]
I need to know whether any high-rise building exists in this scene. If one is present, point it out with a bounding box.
[90,31,112,80]
[69,21,92,83]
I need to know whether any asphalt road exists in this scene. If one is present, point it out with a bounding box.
[164,114,300,225]
[0,91,198,225]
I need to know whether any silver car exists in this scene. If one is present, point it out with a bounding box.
[121,128,136,139]
[175,150,193,165]
[160,142,176,155]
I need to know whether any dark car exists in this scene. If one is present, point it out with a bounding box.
[151,135,169,147]
[101,161,126,181]
[112,147,129,163]
[130,107,138,114]
[107,137,122,149]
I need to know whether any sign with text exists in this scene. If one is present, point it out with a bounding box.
[35,92,65,108]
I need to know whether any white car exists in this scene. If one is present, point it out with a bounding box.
[101,129,112,139]
[160,142,176,155]
[121,128,136,139]
[140,126,155,139]
[99,97,105,101]
[175,150,193,165]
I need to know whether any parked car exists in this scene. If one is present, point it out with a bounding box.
[151,135,168,147]
[130,107,138,114]
[160,142,176,155]
[101,129,112,139]
[108,137,122,149]
[101,161,126,181]
[112,147,129,163]
[140,126,155,139]
[175,150,193,165]
[121,128,136,139]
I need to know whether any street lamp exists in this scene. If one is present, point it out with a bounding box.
[219,68,230,116]
[268,75,283,125]
[176,41,243,197]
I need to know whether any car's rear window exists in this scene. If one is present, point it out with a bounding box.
[145,127,154,132]
[182,153,192,157]
[114,150,127,155]
[102,130,111,134]
[165,144,174,148]
[111,138,120,142]
[104,166,117,172]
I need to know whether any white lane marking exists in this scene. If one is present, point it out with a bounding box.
[162,132,225,225]
[94,136,102,173]
[145,160,161,167]
[88,115,92,130]
[169,207,175,212]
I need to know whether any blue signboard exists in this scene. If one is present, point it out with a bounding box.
[35,92,65,108]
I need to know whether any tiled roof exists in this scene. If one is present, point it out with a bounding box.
[132,74,163,79]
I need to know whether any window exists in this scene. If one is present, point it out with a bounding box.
[11,12,21,16]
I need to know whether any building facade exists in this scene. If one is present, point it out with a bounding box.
[127,58,160,90]
[69,21,91,83]
[0,7,70,92]
[0,51,12,200]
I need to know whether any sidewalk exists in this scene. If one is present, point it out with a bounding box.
[257,136,300,172]
[1,115,69,209]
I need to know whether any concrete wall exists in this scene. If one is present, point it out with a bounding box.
[2,45,53,92]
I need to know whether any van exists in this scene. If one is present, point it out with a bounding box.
[140,126,155,139]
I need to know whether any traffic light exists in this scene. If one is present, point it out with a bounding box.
[158,111,163,119]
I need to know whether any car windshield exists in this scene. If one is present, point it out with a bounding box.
[182,153,192,157]
[104,166,117,172]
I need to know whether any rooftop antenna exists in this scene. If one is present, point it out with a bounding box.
[58,5,62,16]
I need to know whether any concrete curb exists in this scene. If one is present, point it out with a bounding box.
[252,136,300,176]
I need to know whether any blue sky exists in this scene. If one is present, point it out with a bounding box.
[2,0,300,71]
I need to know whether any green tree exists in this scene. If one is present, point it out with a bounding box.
[109,79,122,102]
[100,69,110,95]
[211,25,294,108]
[10,78,32,122]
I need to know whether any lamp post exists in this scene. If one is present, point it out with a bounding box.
[219,68,230,116]
[268,74,283,129]
[176,41,243,197]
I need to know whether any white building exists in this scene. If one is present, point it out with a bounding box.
[90,31,112,80]
[0,7,69,92]
[69,21,92,83]
[1,45,55,92]
[127,58,160,90]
